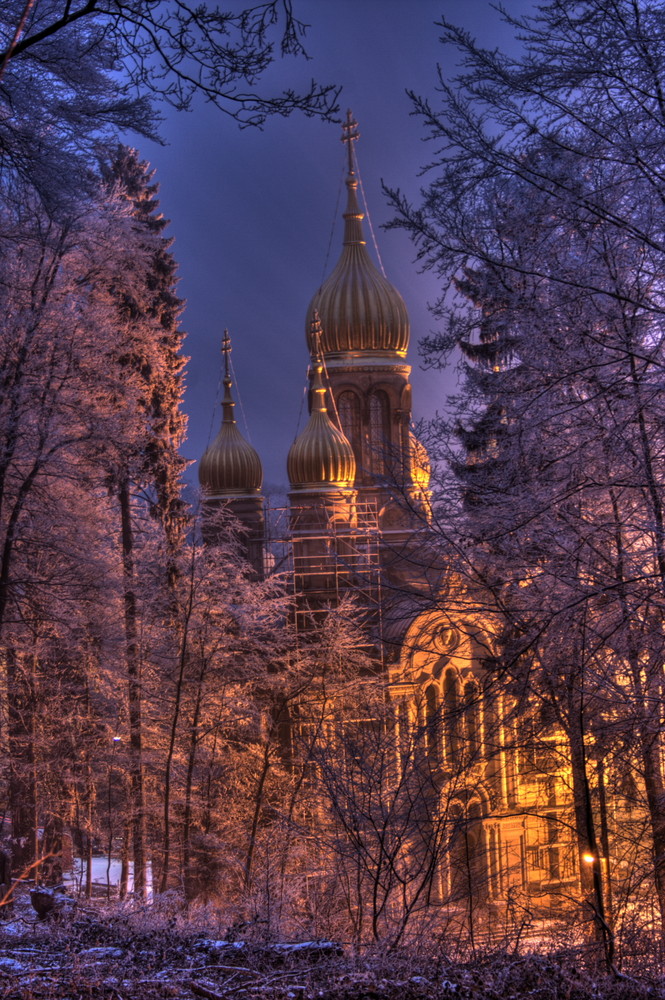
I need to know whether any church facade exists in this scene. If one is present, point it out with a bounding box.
[198,117,587,944]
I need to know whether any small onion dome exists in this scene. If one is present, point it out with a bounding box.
[199,332,263,497]
[288,349,356,492]
[409,431,431,491]
[305,121,409,360]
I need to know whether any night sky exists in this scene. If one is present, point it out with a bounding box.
[141,1,532,496]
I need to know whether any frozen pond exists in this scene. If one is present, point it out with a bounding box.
[66,857,153,896]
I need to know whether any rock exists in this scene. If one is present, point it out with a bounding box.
[30,886,74,920]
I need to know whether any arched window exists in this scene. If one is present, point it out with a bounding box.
[368,391,389,476]
[443,670,460,760]
[463,681,480,757]
[337,391,362,467]
[425,684,441,764]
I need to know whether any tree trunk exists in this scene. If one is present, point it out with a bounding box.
[609,486,665,950]
[641,726,665,946]
[161,550,196,892]
[119,476,148,900]
[245,738,273,890]
[566,708,614,970]
[120,819,130,899]
[183,660,206,901]
[6,648,39,877]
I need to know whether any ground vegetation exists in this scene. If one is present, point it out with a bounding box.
[0,890,660,1000]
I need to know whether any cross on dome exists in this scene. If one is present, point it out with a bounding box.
[341,110,360,175]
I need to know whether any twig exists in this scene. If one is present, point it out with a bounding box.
[184,974,301,1000]
[196,965,256,975]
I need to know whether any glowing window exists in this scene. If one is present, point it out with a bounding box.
[338,391,362,466]
[368,391,389,475]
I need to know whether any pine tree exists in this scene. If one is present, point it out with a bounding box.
[104,147,188,581]
[97,147,188,899]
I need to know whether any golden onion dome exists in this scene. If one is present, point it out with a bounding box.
[199,332,263,497]
[409,431,431,491]
[305,113,410,361]
[288,344,356,492]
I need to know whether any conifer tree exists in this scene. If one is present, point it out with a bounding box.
[99,147,187,898]
[104,146,188,580]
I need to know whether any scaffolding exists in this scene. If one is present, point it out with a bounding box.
[265,500,383,656]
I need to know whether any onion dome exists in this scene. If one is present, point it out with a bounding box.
[409,431,431,491]
[288,334,356,492]
[305,112,410,360]
[199,331,263,497]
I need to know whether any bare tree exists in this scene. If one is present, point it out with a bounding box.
[0,0,339,212]
[386,0,665,963]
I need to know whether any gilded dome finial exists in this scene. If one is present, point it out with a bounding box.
[341,109,360,177]
[309,312,327,414]
[222,328,231,378]
[221,329,235,425]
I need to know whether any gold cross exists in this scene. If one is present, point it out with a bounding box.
[341,110,360,174]
[222,328,231,379]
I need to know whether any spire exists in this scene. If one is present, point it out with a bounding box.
[340,110,365,248]
[309,314,328,414]
[221,328,235,425]
[198,330,263,497]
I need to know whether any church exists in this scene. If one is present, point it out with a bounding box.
[197,115,585,944]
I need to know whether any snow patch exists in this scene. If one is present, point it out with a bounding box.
[200,939,246,951]
[0,957,24,971]
[79,947,125,959]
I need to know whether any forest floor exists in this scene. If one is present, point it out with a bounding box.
[0,891,662,1000]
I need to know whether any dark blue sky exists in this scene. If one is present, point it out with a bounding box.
[142,1,532,494]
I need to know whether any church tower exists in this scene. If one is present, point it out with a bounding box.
[286,328,359,623]
[303,113,431,588]
[198,331,265,576]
